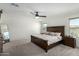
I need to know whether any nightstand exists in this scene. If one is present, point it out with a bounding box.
[63,36,76,48]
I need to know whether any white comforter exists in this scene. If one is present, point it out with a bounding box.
[32,34,62,45]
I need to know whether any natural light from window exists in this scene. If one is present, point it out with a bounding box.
[70,18,79,27]
[70,18,79,38]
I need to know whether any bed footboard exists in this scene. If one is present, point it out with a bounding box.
[31,35,63,52]
[31,35,48,52]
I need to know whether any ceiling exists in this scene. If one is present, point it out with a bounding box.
[0,3,79,16]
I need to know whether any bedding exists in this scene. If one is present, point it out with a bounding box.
[42,32,61,36]
[32,34,62,45]
[50,32,61,36]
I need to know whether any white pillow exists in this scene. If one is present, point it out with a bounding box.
[50,32,61,36]
[42,32,50,35]
[55,33,61,36]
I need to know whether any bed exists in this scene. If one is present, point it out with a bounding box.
[31,26,65,52]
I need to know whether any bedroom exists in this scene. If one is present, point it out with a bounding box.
[0,3,79,56]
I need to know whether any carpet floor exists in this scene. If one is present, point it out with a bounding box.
[2,40,79,56]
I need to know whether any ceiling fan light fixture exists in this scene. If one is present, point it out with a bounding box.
[35,16,39,19]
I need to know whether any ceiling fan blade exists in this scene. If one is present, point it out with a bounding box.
[11,3,19,7]
[39,16,46,17]
[30,12,35,15]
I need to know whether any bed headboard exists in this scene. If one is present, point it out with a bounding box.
[47,26,65,38]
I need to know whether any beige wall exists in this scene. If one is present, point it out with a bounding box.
[43,11,79,47]
[1,11,41,42]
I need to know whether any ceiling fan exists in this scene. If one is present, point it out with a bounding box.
[10,3,47,19]
[31,11,46,19]
[11,3,19,7]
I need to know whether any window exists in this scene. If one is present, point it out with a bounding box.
[70,18,79,38]
[3,32,10,39]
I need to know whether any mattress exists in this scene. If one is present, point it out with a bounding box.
[32,34,62,45]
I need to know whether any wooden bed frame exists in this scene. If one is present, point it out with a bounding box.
[31,26,65,52]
